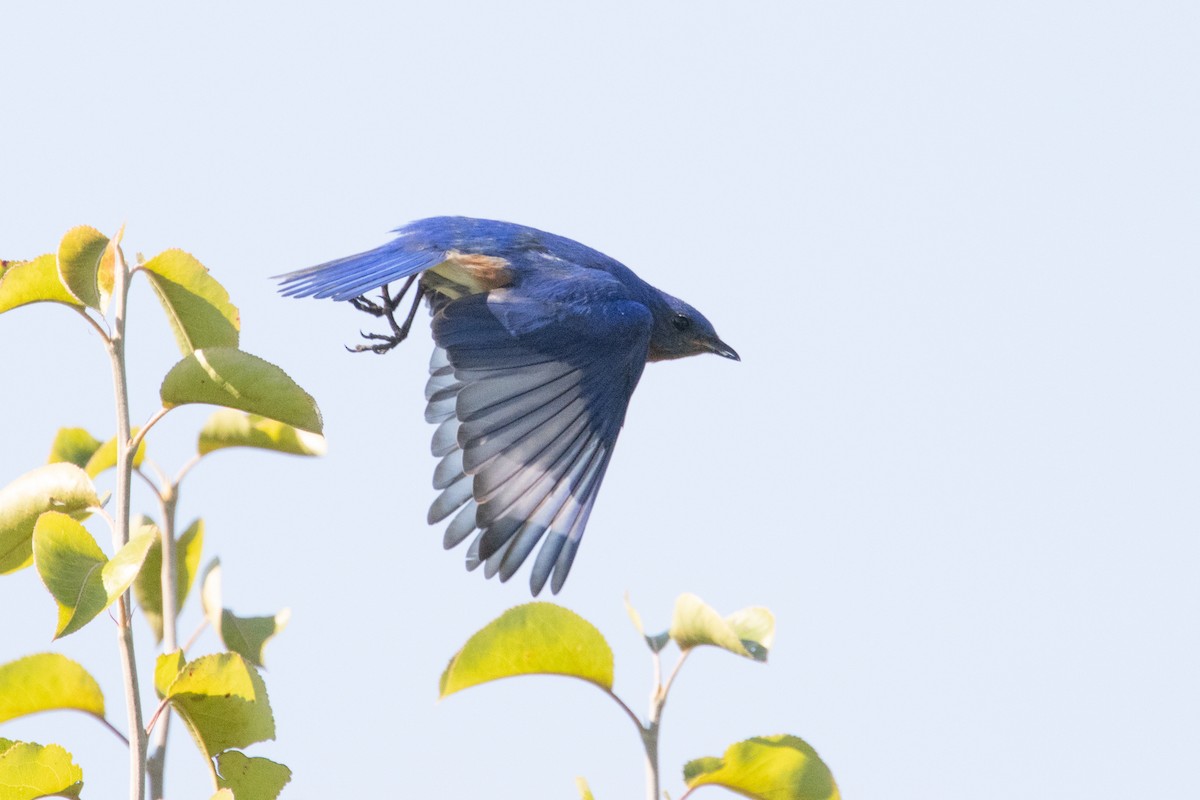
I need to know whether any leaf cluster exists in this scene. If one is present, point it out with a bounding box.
[441,596,839,800]
[0,226,324,799]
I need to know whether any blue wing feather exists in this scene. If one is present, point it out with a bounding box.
[276,245,443,301]
[425,291,652,594]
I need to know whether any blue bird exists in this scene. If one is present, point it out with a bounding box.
[277,217,738,595]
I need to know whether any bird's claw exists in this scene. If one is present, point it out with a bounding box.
[349,296,389,317]
[345,276,426,355]
[345,330,406,354]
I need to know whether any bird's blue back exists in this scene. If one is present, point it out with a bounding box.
[279,216,655,308]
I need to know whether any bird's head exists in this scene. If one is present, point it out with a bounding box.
[647,293,739,362]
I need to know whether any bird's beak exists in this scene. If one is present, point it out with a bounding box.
[706,336,740,361]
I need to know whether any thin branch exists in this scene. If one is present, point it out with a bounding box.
[183,618,209,653]
[140,458,169,487]
[131,407,171,452]
[134,467,160,495]
[91,504,115,531]
[144,697,171,737]
[173,453,203,487]
[98,715,131,747]
[606,687,646,735]
[73,305,111,342]
[106,236,149,800]
[662,650,691,700]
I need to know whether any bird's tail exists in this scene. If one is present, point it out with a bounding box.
[275,239,444,302]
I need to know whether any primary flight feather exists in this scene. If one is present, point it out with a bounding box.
[277,217,737,595]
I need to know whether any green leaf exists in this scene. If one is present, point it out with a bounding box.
[33,512,154,638]
[215,752,291,800]
[0,654,105,724]
[46,428,103,470]
[140,249,240,354]
[0,740,83,799]
[623,593,670,653]
[96,233,121,314]
[439,602,613,698]
[575,776,595,800]
[0,463,99,575]
[160,348,323,434]
[198,410,326,457]
[134,518,205,642]
[682,735,840,800]
[105,529,156,597]
[57,226,109,310]
[0,254,83,313]
[669,594,775,662]
[725,606,777,662]
[219,609,290,670]
[166,652,275,757]
[83,430,147,478]
[155,650,185,699]
[200,559,288,668]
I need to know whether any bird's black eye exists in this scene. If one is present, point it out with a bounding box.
[672,314,692,332]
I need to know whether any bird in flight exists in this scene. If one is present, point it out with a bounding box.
[277,217,738,594]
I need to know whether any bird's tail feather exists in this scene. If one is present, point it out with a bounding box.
[275,242,444,302]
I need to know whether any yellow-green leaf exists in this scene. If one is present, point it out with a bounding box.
[57,226,108,310]
[0,654,104,724]
[200,559,288,668]
[33,512,154,638]
[624,593,670,653]
[160,348,323,434]
[155,650,185,699]
[0,254,83,313]
[83,430,147,478]
[166,653,275,757]
[0,463,99,575]
[140,249,240,354]
[96,233,121,314]
[219,609,290,670]
[210,790,235,800]
[669,594,775,662]
[575,776,595,800]
[215,751,291,800]
[725,606,776,662]
[198,410,326,457]
[439,602,613,698]
[46,428,103,470]
[0,740,83,799]
[104,529,156,600]
[683,735,840,800]
[134,518,204,642]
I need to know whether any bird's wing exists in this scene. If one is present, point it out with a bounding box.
[426,289,653,595]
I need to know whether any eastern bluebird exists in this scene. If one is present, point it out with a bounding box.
[278,217,737,594]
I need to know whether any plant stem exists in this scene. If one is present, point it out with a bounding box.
[640,650,691,800]
[147,485,179,800]
[106,240,148,800]
[641,720,660,800]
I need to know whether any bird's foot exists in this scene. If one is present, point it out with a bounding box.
[346,276,426,355]
[347,331,406,354]
[348,295,391,317]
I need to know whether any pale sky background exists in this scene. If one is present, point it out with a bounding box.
[2,2,1198,798]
